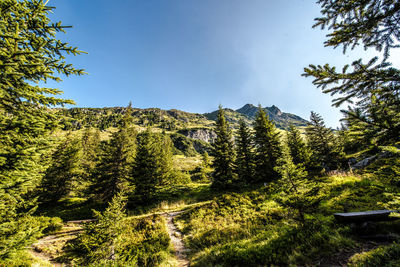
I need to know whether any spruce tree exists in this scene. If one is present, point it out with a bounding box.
[274,145,314,222]
[286,124,311,167]
[305,112,341,171]
[91,105,137,203]
[39,134,83,203]
[253,106,282,182]
[303,0,400,146]
[73,192,127,264]
[131,129,163,202]
[79,128,101,193]
[157,132,174,185]
[0,0,84,257]
[235,119,256,185]
[211,106,236,190]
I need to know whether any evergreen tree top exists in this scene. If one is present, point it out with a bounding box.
[0,0,86,111]
[315,0,400,59]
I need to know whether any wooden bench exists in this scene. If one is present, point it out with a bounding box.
[334,210,398,223]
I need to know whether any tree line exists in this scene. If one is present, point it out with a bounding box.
[211,105,346,190]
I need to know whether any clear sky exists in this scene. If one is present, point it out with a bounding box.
[45,0,395,128]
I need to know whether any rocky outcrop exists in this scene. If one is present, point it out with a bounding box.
[178,128,216,143]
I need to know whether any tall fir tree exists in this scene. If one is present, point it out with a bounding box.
[286,124,311,167]
[0,0,84,257]
[235,119,256,185]
[78,127,101,193]
[253,105,282,182]
[211,106,236,190]
[303,0,400,147]
[91,105,137,203]
[305,112,342,171]
[39,134,83,203]
[131,129,173,202]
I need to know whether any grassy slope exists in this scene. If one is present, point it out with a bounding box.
[16,153,400,266]
[174,173,400,266]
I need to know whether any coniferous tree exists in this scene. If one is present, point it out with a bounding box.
[235,119,256,184]
[131,129,165,202]
[78,128,101,193]
[39,134,83,203]
[275,145,318,222]
[157,132,174,185]
[91,105,137,203]
[0,0,84,257]
[253,106,282,182]
[305,112,342,171]
[303,0,400,147]
[73,192,127,264]
[211,106,236,190]
[286,124,311,167]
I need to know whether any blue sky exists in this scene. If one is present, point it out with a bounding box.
[46,0,394,128]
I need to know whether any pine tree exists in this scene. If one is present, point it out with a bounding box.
[39,134,83,203]
[303,0,400,146]
[305,112,342,171]
[253,105,282,182]
[131,129,170,202]
[235,119,256,185]
[79,128,101,193]
[0,0,84,257]
[275,145,316,222]
[286,124,311,167]
[73,192,127,264]
[157,132,174,185]
[91,105,137,203]
[211,106,236,190]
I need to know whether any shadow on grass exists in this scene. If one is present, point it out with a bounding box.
[35,198,106,221]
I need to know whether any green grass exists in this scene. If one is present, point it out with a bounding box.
[348,243,400,267]
[173,172,400,266]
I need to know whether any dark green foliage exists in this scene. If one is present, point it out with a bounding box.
[275,145,310,221]
[305,112,342,171]
[72,192,127,264]
[212,106,236,190]
[0,216,63,260]
[303,0,400,147]
[235,119,256,184]
[39,134,83,203]
[286,124,311,167]
[131,130,174,202]
[253,105,282,182]
[80,128,101,183]
[0,0,84,257]
[91,105,137,203]
[72,205,170,266]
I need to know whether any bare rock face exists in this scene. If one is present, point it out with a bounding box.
[178,128,216,143]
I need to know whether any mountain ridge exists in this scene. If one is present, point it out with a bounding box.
[57,103,308,131]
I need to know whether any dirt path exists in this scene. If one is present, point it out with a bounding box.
[164,211,190,267]
[29,222,85,266]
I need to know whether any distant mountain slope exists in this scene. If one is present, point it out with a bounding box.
[204,104,308,129]
[57,104,307,132]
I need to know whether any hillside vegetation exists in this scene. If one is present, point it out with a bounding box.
[1,0,400,266]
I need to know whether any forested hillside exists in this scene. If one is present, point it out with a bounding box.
[57,103,308,131]
[1,0,400,266]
